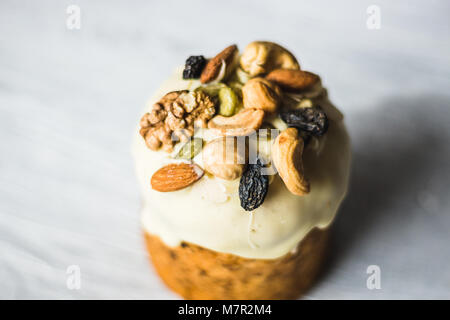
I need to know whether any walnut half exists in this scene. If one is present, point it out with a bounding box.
[140,91,216,152]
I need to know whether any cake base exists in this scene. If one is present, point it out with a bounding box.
[144,228,330,300]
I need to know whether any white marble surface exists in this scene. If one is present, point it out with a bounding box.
[1,0,449,299]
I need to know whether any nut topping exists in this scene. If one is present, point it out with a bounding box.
[240,41,299,76]
[207,108,264,137]
[272,128,310,196]
[140,90,215,152]
[266,69,320,92]
[151,163,204,192]
[242,77,282,113]
[140,41,333,196]
[200,45,239,84]
[202,137,246,180]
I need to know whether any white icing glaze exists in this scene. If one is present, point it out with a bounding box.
[132,69,351,259]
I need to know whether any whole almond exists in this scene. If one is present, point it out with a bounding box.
[151,163,204,192]
[200,45,238,84]
[266,69,320,92]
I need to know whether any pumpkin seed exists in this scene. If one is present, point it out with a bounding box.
[174,138,203,160]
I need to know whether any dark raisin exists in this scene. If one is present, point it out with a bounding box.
[239,159,269,211]
[182,55,206,79]
[280,107,329,136]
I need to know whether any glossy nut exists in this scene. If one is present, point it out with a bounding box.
[207,108,264,137]
[202,137,246,180]
[240,41,300,76]
[272,127,310,195]
[242,77,282,113]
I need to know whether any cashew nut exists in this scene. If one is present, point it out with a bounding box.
[202,137,246,180]
[207,108,264,136]
[272,127,310,195]
[240,41,300,76]
[242,77,282,113]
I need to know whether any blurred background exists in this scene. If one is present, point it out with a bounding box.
[0,0,449,299]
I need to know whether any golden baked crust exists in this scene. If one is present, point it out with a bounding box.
[144,227,329,300]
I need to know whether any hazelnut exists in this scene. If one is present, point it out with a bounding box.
[202,137,246,180]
